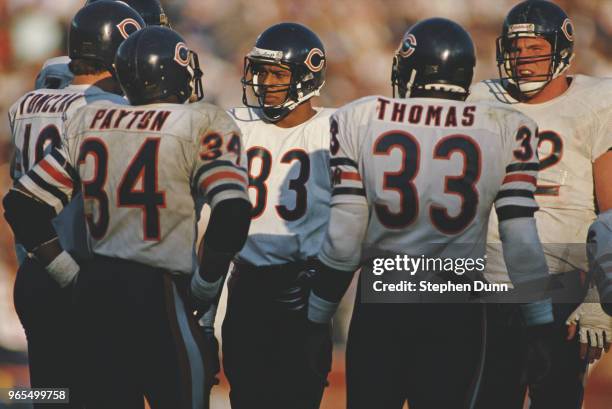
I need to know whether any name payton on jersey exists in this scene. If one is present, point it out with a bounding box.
[89,108,172,132]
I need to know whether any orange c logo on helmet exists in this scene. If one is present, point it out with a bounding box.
[398,34,417,58]
[116,18,142,40]
[304,48,325,72]
[174,42,190,67]
[561,18,574,42]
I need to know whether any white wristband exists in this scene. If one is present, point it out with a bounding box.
[520,298,553,326]
[307,291,339,324]
[46,251,79,288]
[190,270,223,303]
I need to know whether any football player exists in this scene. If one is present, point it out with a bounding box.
[468,1,612,407]
[224,23,334,409]
[305,18,555,409]
[588,210,612,315]
[4,26,251,409]
[34,0,170,90]
[6,2,143,406]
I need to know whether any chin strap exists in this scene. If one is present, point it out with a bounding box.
[260,86,323,122]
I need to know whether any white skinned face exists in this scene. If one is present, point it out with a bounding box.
[507,36,553,94]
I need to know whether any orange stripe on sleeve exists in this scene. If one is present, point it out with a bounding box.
[39,159,74,189]
[502,174,536,185]
[341,172,362,181]
[200,171,246,191]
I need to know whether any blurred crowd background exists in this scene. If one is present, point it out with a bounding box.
[1,0,612,406]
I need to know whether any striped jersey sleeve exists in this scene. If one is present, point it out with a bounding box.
[329,106,367,206]
[7,103,17,178]
[18,147,79,214]
[192,107,249,209]
[494,118,540,221]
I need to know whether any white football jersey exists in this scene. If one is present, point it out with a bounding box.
[35,56,73,90]
[20,101,248,275]
[330,95,539,264]
[8,85,126,259]
[228,107,334,265]
[9,85,126,180]
[470,75,612,282]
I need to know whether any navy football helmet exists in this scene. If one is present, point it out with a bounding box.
[85,0,170,26]
[115,26,203,105]
[241,23,326,122]
[69,2,145,71]
[391,18,475,100]
[496,0,574,98]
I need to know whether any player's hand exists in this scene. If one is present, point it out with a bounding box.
[193,303,220,389]
[304,319,332,385]
[201,325,221,389]
[188,289,212,321]
[566,303,612,363]
[525,323,556,387]
[275,266,317,312]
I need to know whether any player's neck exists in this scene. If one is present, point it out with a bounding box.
[274,101,317,128]
[72,74,122,95]
[524,75,570,104]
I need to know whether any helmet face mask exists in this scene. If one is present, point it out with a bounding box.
[243,58,293,106]
[187,49,204,102]
[496,29,571,97]
[496,0,574,100]
[240,23,326,123]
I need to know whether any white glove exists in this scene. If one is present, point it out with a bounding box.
[566,302,612,348]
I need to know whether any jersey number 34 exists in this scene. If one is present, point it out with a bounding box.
[78,138,165,241]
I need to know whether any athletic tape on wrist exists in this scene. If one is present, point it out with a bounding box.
[308,291,339,324]
[46,250,79,288]
[190,271,223,303]
[521,299,554,326]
